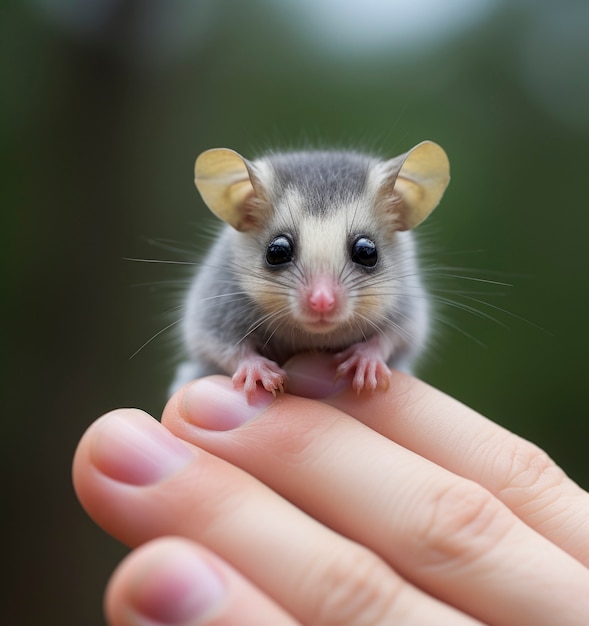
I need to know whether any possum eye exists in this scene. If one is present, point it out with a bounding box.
[266,235,293,266]
[351,236,378,268]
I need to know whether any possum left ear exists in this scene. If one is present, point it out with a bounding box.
[194,148,269,232]
[380,141,450,231]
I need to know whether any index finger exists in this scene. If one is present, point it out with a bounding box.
[166,377,589,625]
[286,354,589,567]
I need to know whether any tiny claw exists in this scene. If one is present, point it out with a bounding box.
[333,342,392,395]
[233,355,287,403]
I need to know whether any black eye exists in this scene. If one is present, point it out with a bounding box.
[266,235,293,266]
[351,236,378,267]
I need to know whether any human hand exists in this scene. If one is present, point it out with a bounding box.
[73,354,589,625]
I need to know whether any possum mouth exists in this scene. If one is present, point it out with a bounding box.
[297,315,349,335]
[304,319,339,333]
[292,304,355,337]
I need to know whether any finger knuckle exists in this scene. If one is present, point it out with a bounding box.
[414,480,511,572]
[304,543,405,626]
[493,436,567,512]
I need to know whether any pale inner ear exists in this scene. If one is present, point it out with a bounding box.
[194,148,269,232]
[379,141,450,231]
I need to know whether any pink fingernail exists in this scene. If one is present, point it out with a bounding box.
[284,353,349,398]
[132,546,226,625]
[91,410,195,485]
[182,378,275,430]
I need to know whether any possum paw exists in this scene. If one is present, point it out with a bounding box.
[232,356,287,402]
[334,344,393,394]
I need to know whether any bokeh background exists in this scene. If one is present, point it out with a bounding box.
[3,0,588,623]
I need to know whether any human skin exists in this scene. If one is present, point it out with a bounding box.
[73,354,589,625]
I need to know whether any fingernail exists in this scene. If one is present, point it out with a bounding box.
[284,352,349,398]
[132,545,225,625]
[91,410,195,485]
[183,378,275,430]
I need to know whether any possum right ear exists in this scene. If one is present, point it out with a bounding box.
[194,148,269,232]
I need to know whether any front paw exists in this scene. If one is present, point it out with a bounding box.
[232,356,287,401]
[334,344,393,394]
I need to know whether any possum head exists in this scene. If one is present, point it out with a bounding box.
[193,142,450,341]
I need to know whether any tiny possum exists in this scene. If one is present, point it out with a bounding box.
[172,141,450,399]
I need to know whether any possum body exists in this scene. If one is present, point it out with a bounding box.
[172,142,450,399]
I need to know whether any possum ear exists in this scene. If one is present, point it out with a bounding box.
[194,148,268,231]
[380,141,450,231]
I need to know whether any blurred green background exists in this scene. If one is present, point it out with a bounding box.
[2,0,588,623]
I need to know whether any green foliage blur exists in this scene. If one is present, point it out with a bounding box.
[2,0,588,623]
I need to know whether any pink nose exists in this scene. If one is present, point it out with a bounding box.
[309,285,336,313]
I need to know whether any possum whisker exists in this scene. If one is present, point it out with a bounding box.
[289,261,308,286]
[380,315,417,344]
[199,290,252,302]
[430,313,488,348]
[459,294,549,333]
[355,309,415,345]
[131,279,192,289]
[235,307,291,347]
[435,274,513,287]
[429,287,509,297]
[260,315,290,351]
[124,257,198,266]
[129,318,184,360]
[431,295,509,327]
[421,266,513,287]
[143,237,215,257]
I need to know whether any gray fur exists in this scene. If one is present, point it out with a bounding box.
[265,151,374,216]
[171,149,430,394]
